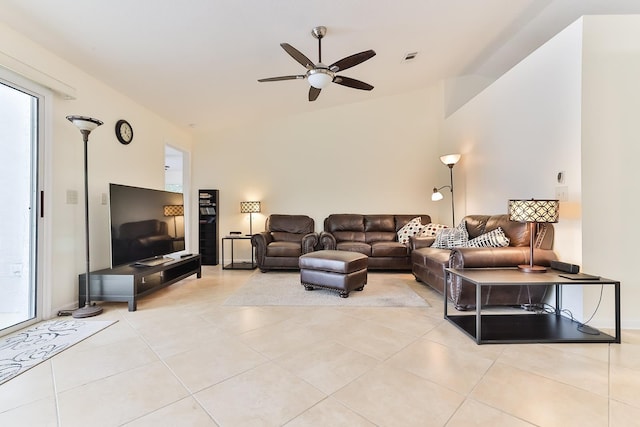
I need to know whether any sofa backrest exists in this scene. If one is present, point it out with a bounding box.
[324,214,432,243]
[266,214,314,242]
[463,214,554,249]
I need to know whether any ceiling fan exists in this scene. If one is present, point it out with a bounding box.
[258,26,376,102]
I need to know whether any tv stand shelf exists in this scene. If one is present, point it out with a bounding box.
[79,254,201,311]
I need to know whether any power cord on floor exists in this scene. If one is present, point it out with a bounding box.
[523,285,604,335]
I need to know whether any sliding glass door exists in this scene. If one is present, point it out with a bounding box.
[0,79,41,332]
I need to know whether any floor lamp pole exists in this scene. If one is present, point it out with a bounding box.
[449,164,455,226]
[67,115,103,318]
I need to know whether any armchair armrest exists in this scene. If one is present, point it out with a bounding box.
[319,231,337,250]
[302,232,319,253]
[409,236,435,251]
[251,232,274,267]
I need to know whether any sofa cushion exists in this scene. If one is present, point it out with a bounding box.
[266,241,303,257]
[396,217,424,245]
[418,223,448,237]
[364,215,395,232]
[271,231,304,243]
[371,241,409,257]
[336,241,372,256]
[432,222,469,249]
[333,231,366,243]
[325,214,365,232]
[466,227,510,248]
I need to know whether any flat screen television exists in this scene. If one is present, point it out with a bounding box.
[109,183,185,267]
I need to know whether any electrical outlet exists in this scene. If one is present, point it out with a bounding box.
[555,186,568,202]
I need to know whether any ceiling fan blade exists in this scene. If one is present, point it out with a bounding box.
[258,75,305,82]
[280,43,315,70]
[308,87,321,101]
[333,76,374,91]
[329,50,376,72]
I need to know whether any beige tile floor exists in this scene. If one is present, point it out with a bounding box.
[1,265,639,427]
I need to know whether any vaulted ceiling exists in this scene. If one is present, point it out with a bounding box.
[2,0,640,132]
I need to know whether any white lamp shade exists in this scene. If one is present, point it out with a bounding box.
[440,153,461,166]
[66,115,103,132]
[431,191,444,201]
[307,69,333,89]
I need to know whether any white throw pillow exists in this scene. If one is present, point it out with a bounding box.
[396,217,424,245]
[466,227,510,248]
[418,223,448,237]
[431,221,469,249]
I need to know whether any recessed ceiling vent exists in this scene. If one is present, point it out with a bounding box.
[403,52,418,62]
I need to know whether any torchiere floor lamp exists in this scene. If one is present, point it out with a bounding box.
[66,115,104,318]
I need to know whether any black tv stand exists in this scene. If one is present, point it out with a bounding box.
[79,254,201,311]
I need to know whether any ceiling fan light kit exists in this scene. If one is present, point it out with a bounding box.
[307,68,334,89]
[258,26,376,101]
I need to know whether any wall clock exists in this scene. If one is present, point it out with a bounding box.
[115,119,133,145]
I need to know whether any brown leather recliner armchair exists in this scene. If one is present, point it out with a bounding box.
[251,214,318,272]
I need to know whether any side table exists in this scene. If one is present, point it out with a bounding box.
[444,267,620,344]
[222,236,256,270]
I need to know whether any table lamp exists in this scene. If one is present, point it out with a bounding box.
[508,198,559,273]
[240,201,261,235]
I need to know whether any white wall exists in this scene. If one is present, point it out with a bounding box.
[0,24,193,315]
[581,16,640,329]
[441,16,640,329]
[192,86,447,262]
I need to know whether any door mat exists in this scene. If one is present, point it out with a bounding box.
[0,318,116,385]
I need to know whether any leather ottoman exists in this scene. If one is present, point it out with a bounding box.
[298,250,368,298]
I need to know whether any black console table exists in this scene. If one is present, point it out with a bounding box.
[444,268,620,344]
[79,254,201,311]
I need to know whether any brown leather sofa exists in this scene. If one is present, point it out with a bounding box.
[320,214,431,270]
[251,214,318,272]
[411,214,557,310]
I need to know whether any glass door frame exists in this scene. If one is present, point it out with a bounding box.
[0,67,51,335]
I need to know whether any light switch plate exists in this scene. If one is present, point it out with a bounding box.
[555,186,568,202]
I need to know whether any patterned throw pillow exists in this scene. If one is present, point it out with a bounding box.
[466,227,510,248]
[431,221,469,249]
[396,217,425,245]
[418,223,448,237]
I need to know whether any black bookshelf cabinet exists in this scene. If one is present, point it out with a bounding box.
[199,189,219,265]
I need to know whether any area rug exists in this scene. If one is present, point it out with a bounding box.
[224,272,429,307]
[0,318,116,385]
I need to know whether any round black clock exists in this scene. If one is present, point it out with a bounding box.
[115,119,133,145]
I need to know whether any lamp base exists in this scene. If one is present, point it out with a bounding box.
[72,303,103,318]
[517,264,547,273]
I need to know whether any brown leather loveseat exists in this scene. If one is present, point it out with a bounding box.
[320,214,431,270]
[251,214,318,272]
[411,214,557,310]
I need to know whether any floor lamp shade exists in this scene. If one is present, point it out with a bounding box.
[240,201,261,235]
[508,199,559,273]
